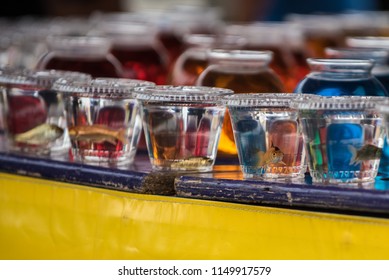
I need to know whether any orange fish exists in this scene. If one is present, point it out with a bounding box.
[258,143,286,167]
[68,125,129,145]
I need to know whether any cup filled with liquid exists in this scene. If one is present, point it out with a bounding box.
[223,93,306,180]
[135,85,233,171]
[291,95,386,185]
[0,69,91,155]
[54,78,154,164]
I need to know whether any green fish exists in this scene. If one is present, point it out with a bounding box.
[14,123,64,145]
[348,144,382,165]
[258,143,286,167]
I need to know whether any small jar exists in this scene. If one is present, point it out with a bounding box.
[295,58,388,97]
[169,34,246,86]
[223,23,298,92]
[93,21,169,84]
[0,69,91,155]
[156,5,222,69]
[325,47,389,89]
[53,78,154,165]
[36,35,124,78]
[197,49,285,156]
[135,85,232,171]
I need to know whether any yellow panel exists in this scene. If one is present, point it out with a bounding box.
[1,172,389,260]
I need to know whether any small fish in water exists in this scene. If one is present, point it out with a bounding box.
[171,156,213,169]
[348,144,382,165]
[258,143,286,167]
[68,125,129,145]
[14,123,64,145]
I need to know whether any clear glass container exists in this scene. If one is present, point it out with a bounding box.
[156,5,222,69]
[325,47,389,86]
[135,85,232,171]
[295,58,388,97]
[169,34,246,86]
[93,21,169,85]
[291,95,386,185]
[53,78,154,165]
[37,35,123,78]
[223,22,297,92]
[0,69,92,155]
[197,49,285,156]
[224,93,306,180]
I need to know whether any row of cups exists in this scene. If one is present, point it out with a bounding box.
[1,69,389,185]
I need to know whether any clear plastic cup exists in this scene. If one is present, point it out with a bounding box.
[0,69,92,155]
[224,93,306,180]
[53,78,154,164]
[291,95,386,185]
[135,85,233,171]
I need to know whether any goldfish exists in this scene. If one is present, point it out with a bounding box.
[14,123,64,145]
[258,143,286,167]
[171,156,213,169]
[68,125,129,145]
[348,144,382,165]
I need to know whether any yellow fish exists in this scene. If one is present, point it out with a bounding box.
[14,123,64,145]
[258,143,286,167]
[68,125,129,145]
[348,144,382,165]
[171,156,213,169]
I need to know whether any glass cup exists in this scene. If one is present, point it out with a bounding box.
[324,48,389,177]
[135,85,233,171]
[291,95,386,185]
[197,49,285,156]
[53,78,154,165]
[0,69,92,155]
[224,93,306,180]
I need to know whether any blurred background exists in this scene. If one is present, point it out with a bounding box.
[1,0,389,84]
[2,0,388,20]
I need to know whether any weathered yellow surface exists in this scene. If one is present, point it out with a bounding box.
[1,172,389,260]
